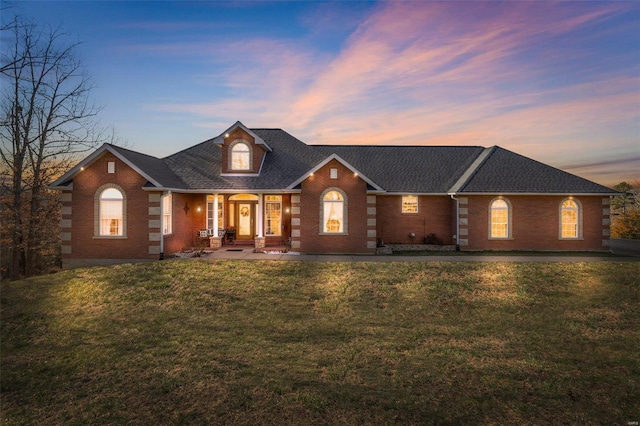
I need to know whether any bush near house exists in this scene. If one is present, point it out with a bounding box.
[2,260,639,424]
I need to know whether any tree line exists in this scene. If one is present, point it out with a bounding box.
[1,13,107,280]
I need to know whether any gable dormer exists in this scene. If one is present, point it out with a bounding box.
[214,121,272,176]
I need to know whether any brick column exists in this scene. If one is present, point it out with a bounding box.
[60,192,73,256]
[366,195,377,249]
[602,197,611,249]
[458,197,469,247]
[290,194,301,251]
[148,193,162,256]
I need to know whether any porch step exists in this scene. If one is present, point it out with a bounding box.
[229,239,254,246]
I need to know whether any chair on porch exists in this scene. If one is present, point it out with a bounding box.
[217,229,226,245]
[198,229,209,247]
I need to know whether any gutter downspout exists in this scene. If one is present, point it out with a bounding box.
[449,193,460,251]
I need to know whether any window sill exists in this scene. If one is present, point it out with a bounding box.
[319,232,349,236]
[93,236,128,239]
[488,237,513,240]
[559,237,584,241]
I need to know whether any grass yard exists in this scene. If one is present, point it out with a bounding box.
[2,260,639,425]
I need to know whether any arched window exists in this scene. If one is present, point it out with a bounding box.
[489,198,511,239]
[99,187,124,236]
[230,140,251,170]
[319,189,348,234]
[560,199,581,239]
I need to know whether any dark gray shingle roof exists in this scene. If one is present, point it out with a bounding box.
[458,146,615,194]
[104,129,613,194]
[161,129,327,190]
[108,144,187,188]
[313,145,484,193]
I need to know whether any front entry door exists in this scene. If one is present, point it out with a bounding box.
[236,202,256,239]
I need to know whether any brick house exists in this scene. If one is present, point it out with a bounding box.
[50,121,616,268]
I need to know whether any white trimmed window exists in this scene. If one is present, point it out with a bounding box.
[162,194,172,235]
[402,195,418,213]
[206,195,224,230]
[560,199,581,239]
[230,140,251,170]
[489,198,511,239]
[99,188,124,236]
[321,189,347,234]
[265,195,282,236]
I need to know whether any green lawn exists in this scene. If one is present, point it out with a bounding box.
[2,260,639,425]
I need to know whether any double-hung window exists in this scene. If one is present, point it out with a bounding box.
[265,195,282,236]
[321,189,346,234]
[206,195,224,230]
[230,141,251,171]
[489,198,511,239]
[99,188,124,236]
[162,194,172,235]
[402,195,418,213]
[560,199,580,239]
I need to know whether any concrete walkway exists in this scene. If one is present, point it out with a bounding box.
[200,248,638,262]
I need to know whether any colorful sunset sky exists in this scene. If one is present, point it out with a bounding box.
[8,1,640,187]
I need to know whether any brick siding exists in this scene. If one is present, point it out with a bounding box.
[298,159,374,254]
[376,195,455,245]
[65,152,160,260]
[464,195,609,251]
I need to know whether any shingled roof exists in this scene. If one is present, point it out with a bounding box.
[51,125,615,195]
[456,146,615,194]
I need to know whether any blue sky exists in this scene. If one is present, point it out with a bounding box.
[6,1,640,187]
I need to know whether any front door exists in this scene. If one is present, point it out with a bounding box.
[236,202,256,240]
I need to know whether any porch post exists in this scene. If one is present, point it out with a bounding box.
[209,193,223,249]
[257,193,264,238]
[213,193,219,234]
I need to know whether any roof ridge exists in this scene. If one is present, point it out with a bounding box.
[448,146,496,193]
[311,144,486,149]
[107,143,161,160]
[491,146,615,192]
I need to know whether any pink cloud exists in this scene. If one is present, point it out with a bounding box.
[146,2,637,185]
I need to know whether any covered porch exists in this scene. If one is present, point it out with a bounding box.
[194,192,292,252]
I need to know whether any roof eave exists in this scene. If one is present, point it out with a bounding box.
[212,121,273,152]
[49,143,163,189]
[286,153,385,191]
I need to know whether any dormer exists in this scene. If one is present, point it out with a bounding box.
[213,121,272,176]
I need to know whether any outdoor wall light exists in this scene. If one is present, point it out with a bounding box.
[183,202,190,215]
[197,206,202,213]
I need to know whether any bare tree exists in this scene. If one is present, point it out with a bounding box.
[1,16,106,279]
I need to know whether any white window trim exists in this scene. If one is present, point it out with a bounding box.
[162,194,172,235]
[319,187,348,235]
[559,198,583,240]
[229,139,252,171]
[265,195,282,236]
[402,195,419,214]
[93,183,127,239]
[488,197,512,240]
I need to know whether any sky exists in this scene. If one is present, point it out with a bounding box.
[5,1,640,188]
